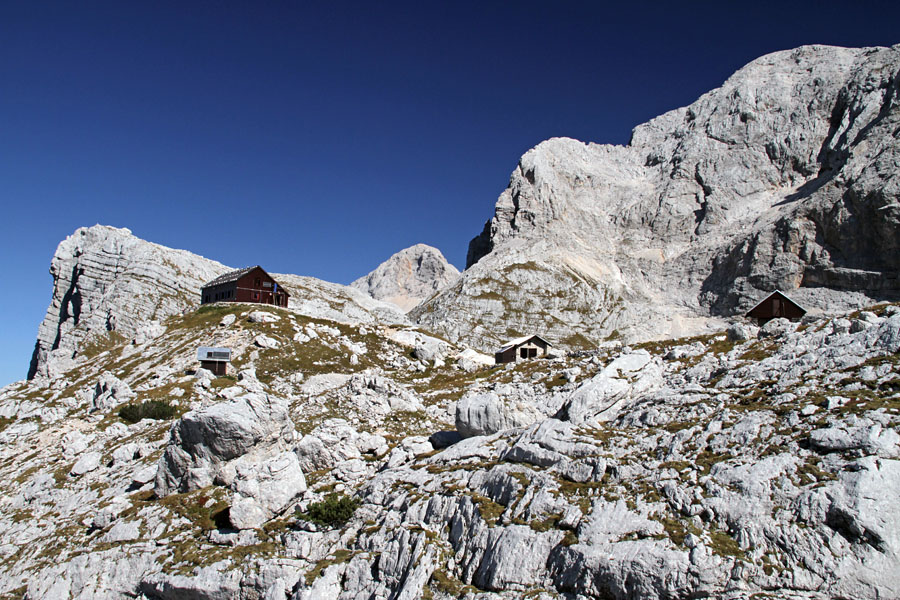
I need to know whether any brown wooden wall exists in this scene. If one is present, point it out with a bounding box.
[201,267,289,307]
[746,292,805,323]
[200,360,228,376]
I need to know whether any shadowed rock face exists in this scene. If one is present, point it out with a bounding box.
[421,44,900,352]
[350,243,460,312]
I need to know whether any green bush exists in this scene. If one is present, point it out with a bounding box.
[298,494,360,527]
[118,400,176,424]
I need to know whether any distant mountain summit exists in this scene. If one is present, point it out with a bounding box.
[414,44,900,351]
[350,244,460,312]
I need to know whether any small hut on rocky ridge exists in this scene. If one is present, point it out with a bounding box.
[201,266,289,307]
[495,335,552,364]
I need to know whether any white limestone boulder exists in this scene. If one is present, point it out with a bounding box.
[229,451,307,530]
[563,351,663,424]
[154,392,295,496]
[456,391,543,438]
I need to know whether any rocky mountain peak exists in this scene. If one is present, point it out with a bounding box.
[430,44,900,352]
[28,224,230,380]
[351,244,460,312]
[28,225,410,381]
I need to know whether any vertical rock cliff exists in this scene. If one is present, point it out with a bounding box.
[28,225,230,379]
[415,44,900,351]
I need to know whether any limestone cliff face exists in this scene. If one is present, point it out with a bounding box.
[28,226,229,379]
[417,44,900,351]
[28,226,410,380]
[350,244,460,312]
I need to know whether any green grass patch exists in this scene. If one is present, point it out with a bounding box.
[430,569,478,597]
[695,450,733,476]
[153,488,230,530]
[79,331,128,359]
[709,526,746,559]
[470,493,505,526]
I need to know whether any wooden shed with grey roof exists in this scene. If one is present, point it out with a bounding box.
[201,266,289,307]
[495,334,552,364]
[745,290,806,325]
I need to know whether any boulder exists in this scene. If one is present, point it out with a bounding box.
[254,334,280,349]
[91,372,134,412]
[456,392,543,438]
[154,392,295,496]
[249,311,280,324]
[563,351,663,424]
[229,451,307,530]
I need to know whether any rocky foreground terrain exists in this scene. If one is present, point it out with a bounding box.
[1,289,898,599]
[2,43,899,599]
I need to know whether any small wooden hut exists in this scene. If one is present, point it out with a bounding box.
[197,346,232,376]
[745,290,806,325]
[495,335,552,364]
[201,266,289,307]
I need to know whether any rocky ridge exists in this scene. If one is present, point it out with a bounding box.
[413,44,900,352]
[350,243,460,312]
[29,225,410,382]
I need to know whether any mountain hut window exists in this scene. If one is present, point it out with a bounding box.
[255,278,261,287]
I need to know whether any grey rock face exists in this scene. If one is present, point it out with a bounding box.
[229,451,307,530]
[29,225,230,380]
[154,392,295,497]
[350,243,460,312]
[415,44,900,352]
[455,392,543,438]
[28,225,411,382]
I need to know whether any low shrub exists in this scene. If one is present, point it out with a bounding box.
[298,493,360,527]
[118,400,176,424]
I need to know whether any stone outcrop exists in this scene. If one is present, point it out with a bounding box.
[154,391,297,496]
[28,225,410,381]
[414,44,900,352]
[350,243,460,312]
[29,225,229,380]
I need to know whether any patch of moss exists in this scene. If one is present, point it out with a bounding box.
[156,487,230,531]
[738,342,777,362]
[709,526,746,559]
[430,569,478,597]
[470,493,505,526]
[560,530,578,546]
[554,477,604,514]
[79,331,128,360]
[529,513,563,532]
[796,456,837,485]
[695,450,733,476]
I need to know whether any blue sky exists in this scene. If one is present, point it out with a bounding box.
[1,1,898,385]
